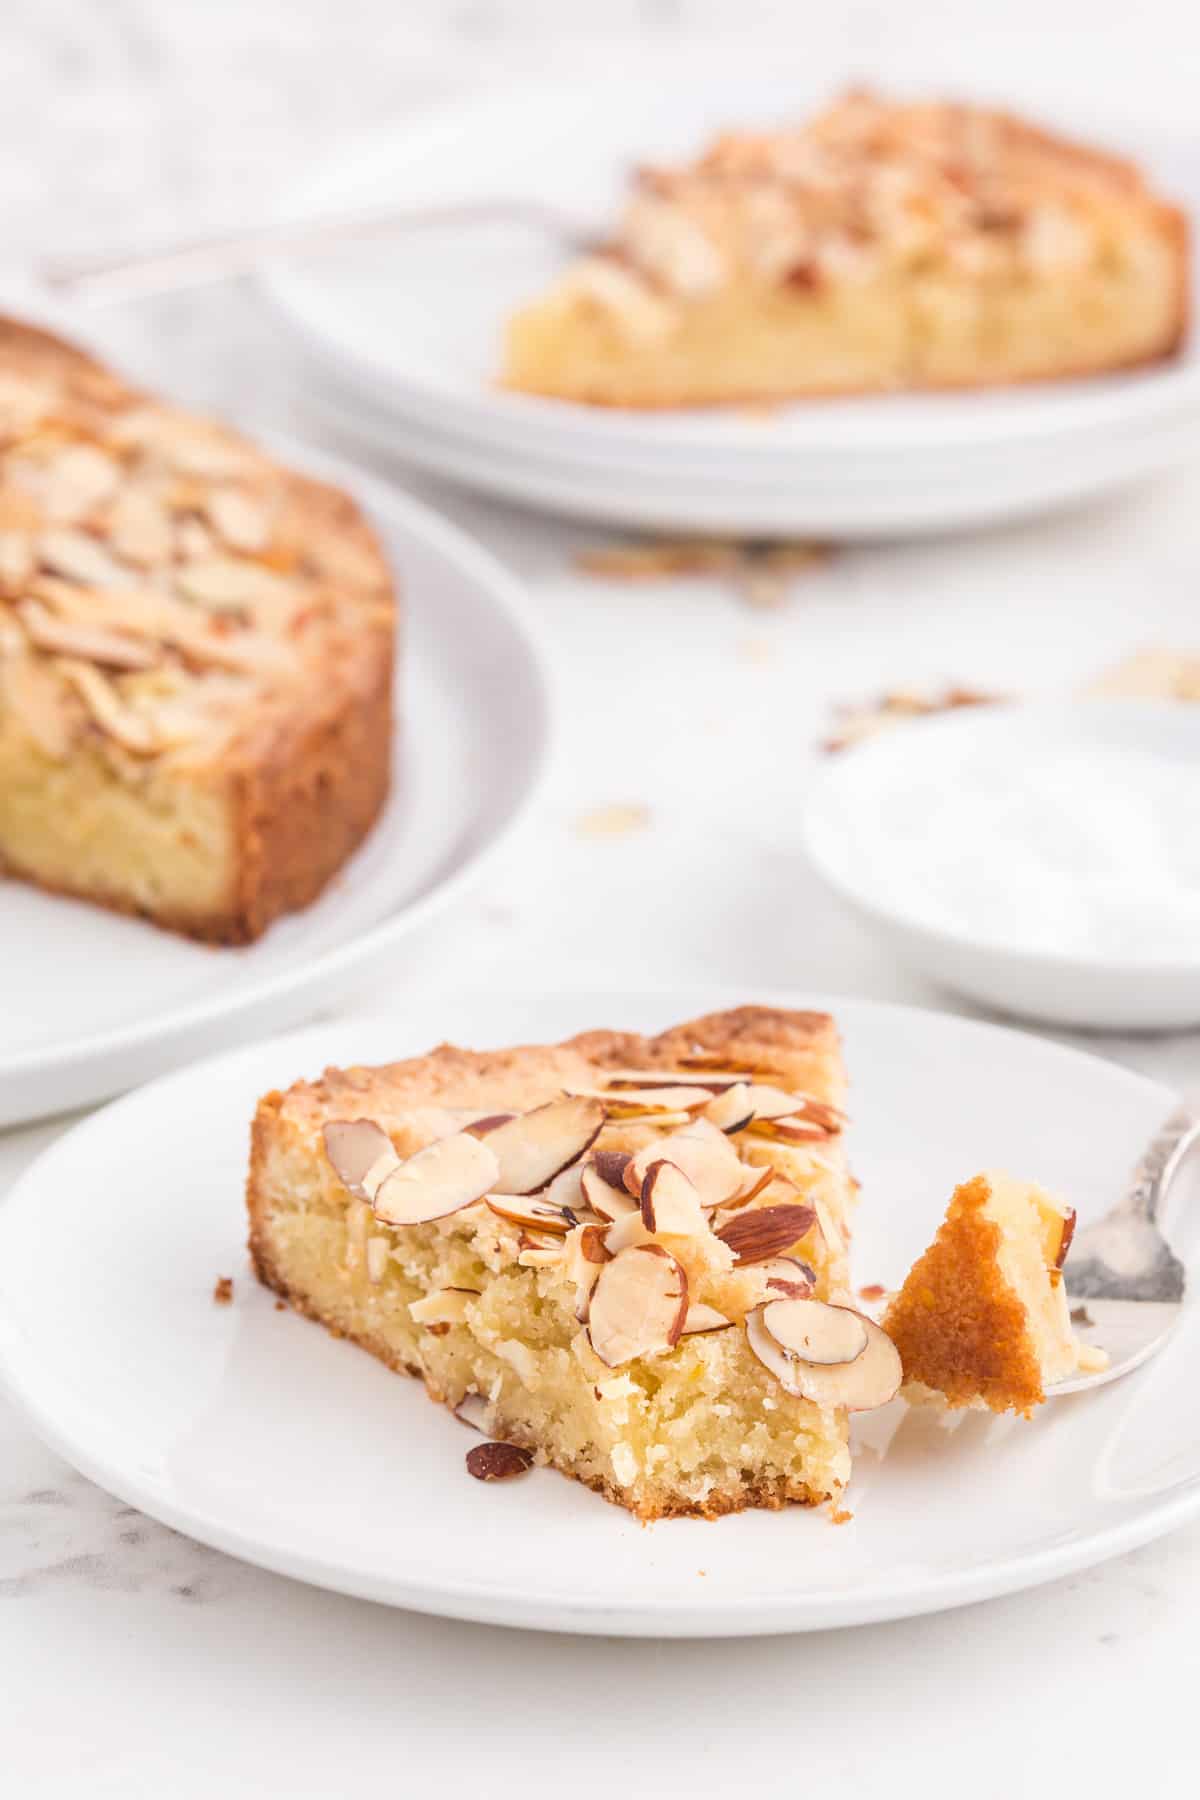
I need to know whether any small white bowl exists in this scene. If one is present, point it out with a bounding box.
[803,699,1200,1031]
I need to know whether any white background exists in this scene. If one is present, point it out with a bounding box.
[3,3,1200,1793]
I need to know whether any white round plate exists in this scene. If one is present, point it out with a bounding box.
[305,371,1199,538]
[0,446,551,1129]
[804,701,1200,1030]
[262,71,1200,529]
[1,989,1195,1638]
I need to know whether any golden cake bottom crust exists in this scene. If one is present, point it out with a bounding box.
[247,1006,859,1521]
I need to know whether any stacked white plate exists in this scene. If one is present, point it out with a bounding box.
[263,74,1200,538]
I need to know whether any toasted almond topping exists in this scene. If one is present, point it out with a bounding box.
[105,487,174,566]
[571,1084,713,1117]
[746,1113,835,1144]
[1055,1208,1077,1269]
[581,1160,639,1221]
[59,658,159,754]
[484,1096,605,1196]
[37,527,129,589]
[42,444,121,521]
[680,1303,735,1336]
[17,597,159,671]
[486,1194,576,1235]
[639,1159,709,1237]
[721,1164,776,1210]
[579,1223,612,1265]
[715,1202,817,1265]
[592,1149,634,1188]
[542,1160,588,1215]
[464,1112,517,1136]
[365,1237,391,1285]
[702,1082,757,1133]
[603,1068,744,1089]
[586,1244,689,1367]
[453,1393,491,1431]
[322,1118,401,1200]
[372,1132,499,1227]
[813,1194,848,1261]
[206,488,272,554]
[465,1441,534,1481]
[409,1286,479,1325]
[750,1255,816,1302]
[746,1305,902,1411]
[0,529,33,594]
[174,555,289,612]
[626,1116,746,1210]
[0,656,75,760]
[761,1297,868,1365]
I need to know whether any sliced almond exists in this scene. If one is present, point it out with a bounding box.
[59,659,159,754]
[749,1255,816,1302]
[703,1083,757,1133]
[680,1303,735,1336]
[746,1114,834,1144]
[570,1084,713,1118]
[464,1112,516,1136]
[0,529,33,594]
[580,1160,639,1221]
[761,1298,867,1365]
[365,1237,391,1285]
[37,527,129,589]
[409,1285,480,1326]
[372,1132,499,1227]
[602,1210,658,1257]
[542,1160,588,1216]
[586,1244,689,1368]
[746,1305,902,1411]
[486,1194,576,1235]
[625,1116,746,1210]
[453,1393,491,1431]
[465,1441,534,1481]
[42,444,121,522]
[813,1194,848,1262]
[566,1222,611,1322]
[639,1160,709,1237]
[105,487,174,567]
[715,1202,817,1265]
[724,1164,776,1210]
[603,1068,740,1089]
[206,488,272,554]
[174,555,289,613]
[17,598,158,671]
[0,656,75,760]
[484,1096,605,1196]
[322,1118,401,1200]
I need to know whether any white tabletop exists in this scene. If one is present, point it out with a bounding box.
[4,4,1200,1793]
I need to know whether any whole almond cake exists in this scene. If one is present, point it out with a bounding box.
[247,1005,905,1520]
[504,90,1189,406]
[0,319,395,943]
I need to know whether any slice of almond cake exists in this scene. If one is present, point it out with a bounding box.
[246,1005,901,1520]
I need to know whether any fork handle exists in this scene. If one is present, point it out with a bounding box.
[1124,1104,1200,1224]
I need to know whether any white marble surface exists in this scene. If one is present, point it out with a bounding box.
[4,5,1200,1793]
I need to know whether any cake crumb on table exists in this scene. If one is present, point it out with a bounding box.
[829,1505,854,1526]
[574,802,651,840]
[212,1276,234,1305]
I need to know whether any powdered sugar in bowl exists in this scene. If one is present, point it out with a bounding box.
[802,699,1200,1030]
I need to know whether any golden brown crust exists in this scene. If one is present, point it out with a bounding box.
[274,1004,842,1140]
[883,1174,1045,1415]
[0,314,396,945]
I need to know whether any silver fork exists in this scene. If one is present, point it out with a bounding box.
[38,200,600,306]
[1050,1104,1198,1397]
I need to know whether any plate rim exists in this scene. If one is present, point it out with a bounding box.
[0,989,1193,1637]
[0,439,555,1102]
[260,69,1200,462]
